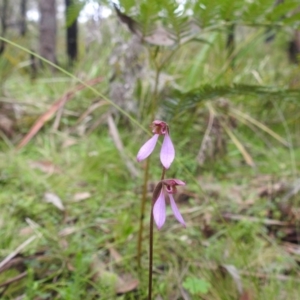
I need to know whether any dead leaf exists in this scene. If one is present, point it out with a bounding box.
[91,254,109,279]
[19,226,34,236]
[116,277,139,294]
[283,241,300,254]
[91,254,118,287]
[59,239,69,249]
[13,295,25,300]
[108,246,123,264]
[59,227,77,236]
[221,264,243,295]
[143,27,176,46]
[258,182,286,197]
[44,192,65,211]
[29,160,61,174]
[72,192,91,202]
[62,138,78,148]
[91,254,138,295]
[0,113,14,137]
[67,262,76,272]
[239,290,253,300]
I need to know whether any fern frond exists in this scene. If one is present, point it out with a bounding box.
[192,0,221,28]
[241,0,274,23]
[117,0,300,42]
[164,84,300,113]
[282,12,300,27]
[266,1,300,22]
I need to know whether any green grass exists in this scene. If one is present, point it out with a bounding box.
[0,126,300,299]
[1,8,300,299]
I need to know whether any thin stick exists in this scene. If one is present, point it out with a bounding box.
[52,105,65,130]
[16,77,103,150]
[148,203,154,300]
[0,236,37,270]
[0,271,27,288]
[107,114,139,178]
[197,106,214,164]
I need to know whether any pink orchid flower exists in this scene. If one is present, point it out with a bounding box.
[153,179,186,229]
[137,120,175,169]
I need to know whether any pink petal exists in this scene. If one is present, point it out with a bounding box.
[153,120,164,125]
[137,134,159,162]
[163,179,186,186]
[169,194,186,227]
[172,179,185,186]
[153,189,166,230]
[160,133,175,169]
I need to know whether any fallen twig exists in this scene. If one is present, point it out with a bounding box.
[222,213,290,226]
[107,114,139,178]
[0,236,37,270]
[16,77,103,149]
[0,272,27,288]
[197,105,215,165]
[71,100,108,129]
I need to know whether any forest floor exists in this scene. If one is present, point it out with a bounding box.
[1,19,300,299]
[1,124,300,299]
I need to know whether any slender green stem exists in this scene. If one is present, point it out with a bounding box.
[160,168,166,181]
[137,158,150,268]
[148,202,154,300]
[144,46,167,300]
[148,168,166,300]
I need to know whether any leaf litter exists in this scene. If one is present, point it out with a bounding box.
[43,192,65,211]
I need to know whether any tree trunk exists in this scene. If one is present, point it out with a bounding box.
[225,23,235,68]
[65,0,78,65]
[289,30,300,64]
[226,24,235,58]
[0,0,8,55]
[39,0,57,67]
[20,0,27,36]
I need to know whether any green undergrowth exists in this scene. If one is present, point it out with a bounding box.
[0,127,300,299]
[1,7,300,298]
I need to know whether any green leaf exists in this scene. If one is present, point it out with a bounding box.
[241,0,274,23]
[183,277,211,295]
[282,11,300,27]
[266,1,300,22]
[66,0,85,28]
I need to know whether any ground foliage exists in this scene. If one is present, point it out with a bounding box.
[1,0,300,299]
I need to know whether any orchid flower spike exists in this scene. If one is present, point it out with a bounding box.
[153,179,186,229]
[136,120,175,169]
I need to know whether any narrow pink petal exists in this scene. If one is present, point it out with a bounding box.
[169,194,186,227]
[137,134,159,162]
[153,189,166,230]
[172,179,185,186]
[160,133,175,169]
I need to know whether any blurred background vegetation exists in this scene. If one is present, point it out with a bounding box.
[1,0,300,299]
